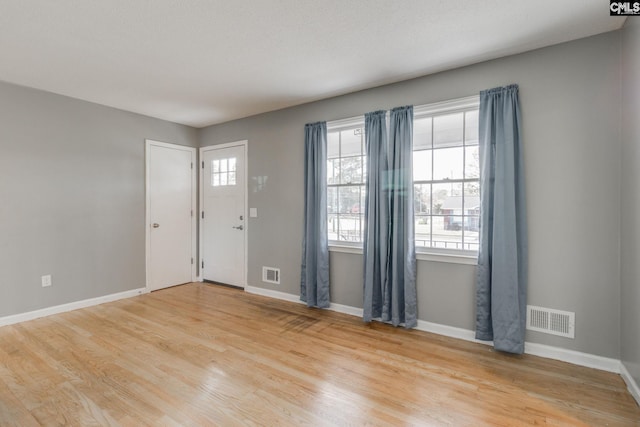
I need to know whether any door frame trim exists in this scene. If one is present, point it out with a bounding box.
[145,139,198,291]
[199,140,248,289]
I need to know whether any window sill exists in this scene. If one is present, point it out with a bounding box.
[328,244,363,255]
[328,245,478,265]
[416,251,477,265]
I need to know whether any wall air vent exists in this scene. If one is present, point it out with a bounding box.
[262,266,280,284]
[526,305,575,339]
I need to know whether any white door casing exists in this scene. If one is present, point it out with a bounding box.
[200,141,247,288]
[146,140,196,291]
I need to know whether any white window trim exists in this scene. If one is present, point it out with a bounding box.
[413,95,479,118]
[327,115,364,132]
[326,95,481,264]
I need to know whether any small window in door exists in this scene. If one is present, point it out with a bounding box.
[212,158,237,186]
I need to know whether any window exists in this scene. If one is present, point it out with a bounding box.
[326,123,366,244]
[413,101,480,253]
[326,96,480,254]
[212,157,236,186]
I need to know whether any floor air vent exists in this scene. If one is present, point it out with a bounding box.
[262,266,280,284]
[526,305,575,338]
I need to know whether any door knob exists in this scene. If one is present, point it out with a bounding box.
[152,223,160,228]
[232,225,244,230]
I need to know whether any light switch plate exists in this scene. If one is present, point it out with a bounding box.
[250,208,258,218]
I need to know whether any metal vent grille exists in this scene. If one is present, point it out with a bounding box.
[526,305,575,338]
[262,266,280,284]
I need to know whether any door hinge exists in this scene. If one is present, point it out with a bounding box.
[201,211,204,219]
[202,161,204,169]
[191,209,193,217]
[201,260,204,269]
[191,258,194,265]
[191,162,193,170]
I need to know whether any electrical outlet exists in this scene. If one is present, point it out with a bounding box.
[41,275,52,287]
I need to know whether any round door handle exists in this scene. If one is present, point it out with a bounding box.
[152,223,160,228]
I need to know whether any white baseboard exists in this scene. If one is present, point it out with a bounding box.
[0,287,147,327]
[621,362,640,407]
[329,302,363,317]
[524,342,620,373]
[245,286,304,304]
[416,319,478,342]
[245,286,366,317]
[416,320,620,373]
[243,286,623,374]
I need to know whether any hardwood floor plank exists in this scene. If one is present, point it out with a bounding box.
[0,282,638,426]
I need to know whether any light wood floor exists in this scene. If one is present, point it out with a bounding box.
[0,283,638,426]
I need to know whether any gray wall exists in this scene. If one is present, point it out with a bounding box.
[200,31,622,358]
[0,82,198,317]
[621,18,640,388]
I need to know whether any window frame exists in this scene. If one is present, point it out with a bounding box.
[326,116,367,248]
[413,96,480,257]
[326,95,480,263]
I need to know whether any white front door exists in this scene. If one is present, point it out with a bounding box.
[146,140,196,291]
[201,143,246,287]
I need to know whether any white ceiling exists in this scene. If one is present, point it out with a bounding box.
[0,1,625,128]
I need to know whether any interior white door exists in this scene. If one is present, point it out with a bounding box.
[147,141,195,291]
[201,144,246,287]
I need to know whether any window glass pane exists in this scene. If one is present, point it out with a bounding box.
[414,184,431,214]
[328,132,340,159]
[465,146,480,179]
[431,216,459,249]
[327,187,337,214]
[212,159,219,173]
[220,173,227,186]
[415,215,431,248]
[432,183,462,213]
[464,215,480,250]
[328,214,339,241]
[433,147,464,180]
[228,172,236,185]
[339,215,360,242]
[338,186,360,214]
[413,117,432,150]
[433,113,463,148]
[432,183,450,215]
[341,129,362,156]
[228,157,236,172]
[450,182,463,198]
[327,159,339,185]
[212,173,220,187]
[465,110,479,145]
[413,150,432,181]
[220,159,228,172]
[340,156,363,184]
[360,186,366,216]
[464,183,481,209]
[440,215,464,248]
